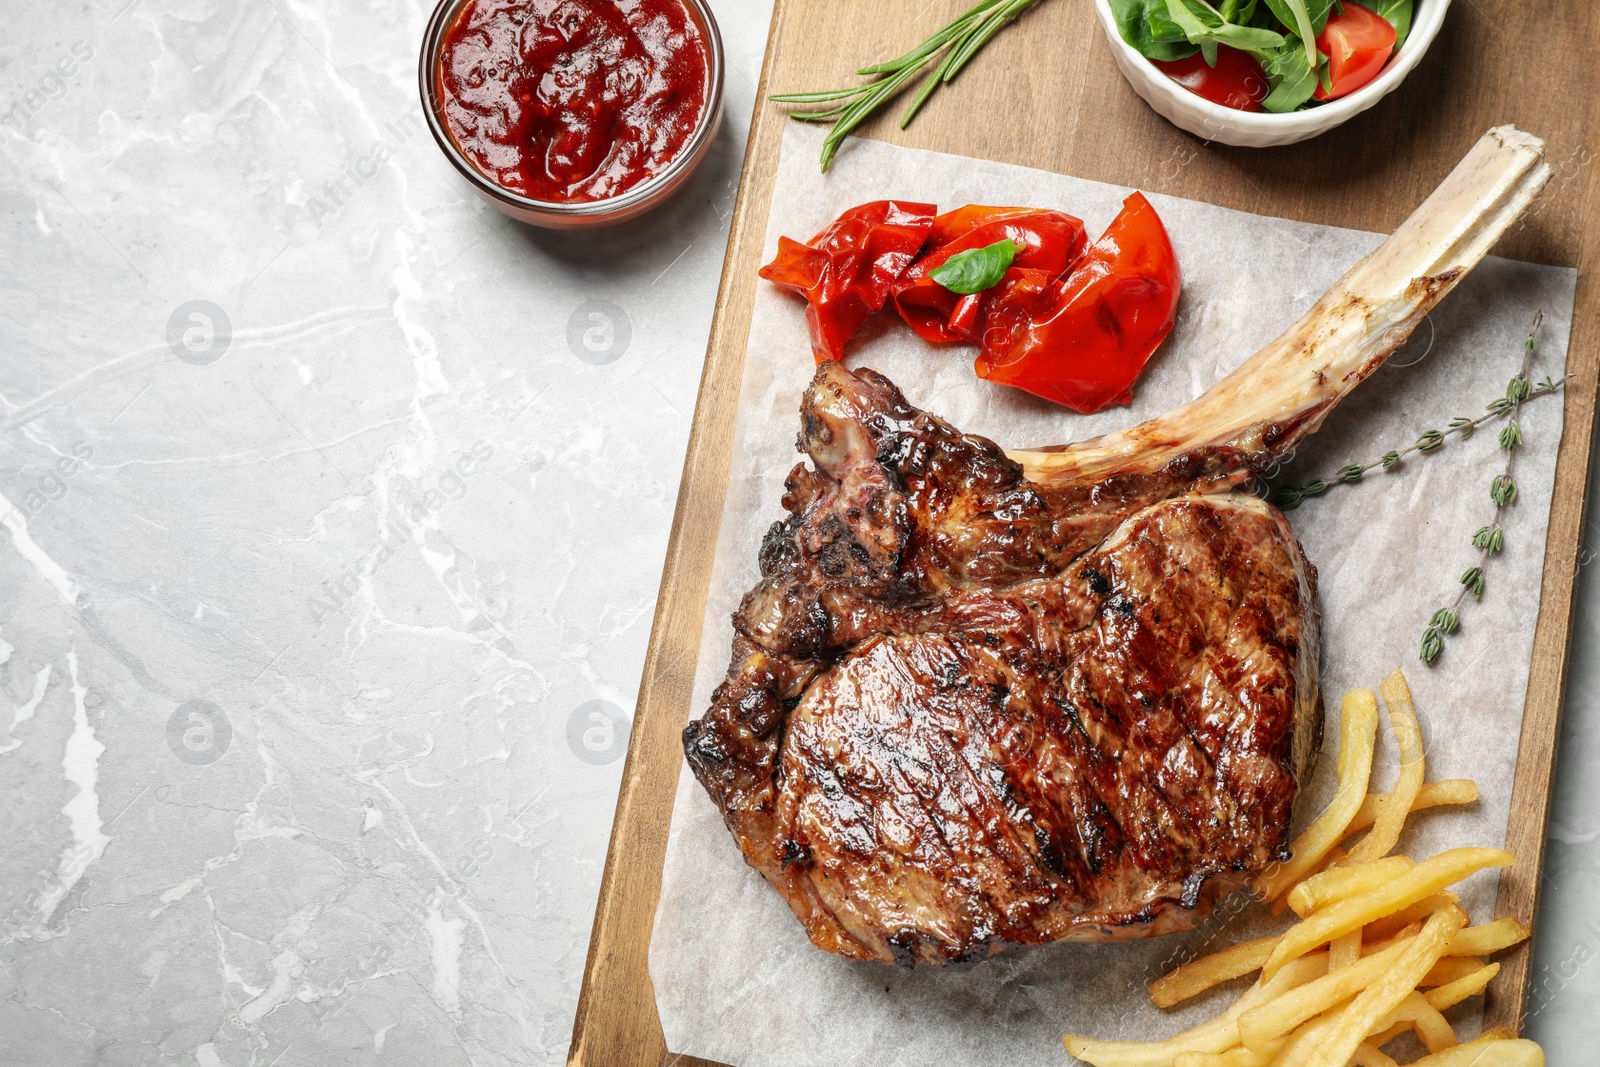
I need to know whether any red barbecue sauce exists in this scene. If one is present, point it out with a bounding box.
[437,0,709,203]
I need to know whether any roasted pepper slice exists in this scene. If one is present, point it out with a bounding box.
[892,206,1088,344]
[975,192,1181,414]
[758,200,937,363]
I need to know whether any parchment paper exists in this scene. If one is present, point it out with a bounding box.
[649,123,1579,1067]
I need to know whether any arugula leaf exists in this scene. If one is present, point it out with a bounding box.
[1109,0,1201,60]
[1260,0,1323,63]
[1160,0,1213,42]
[1246,1,1281,29]
[1305,0,1336,34]
[1260,37,1319,112]
[1365,0,1414,49]
[930,239,1017,295]
[1147,7,1193,45]
[1160,0,1286,58]
[1207,22,1286,56]
[1217,0,1263,23]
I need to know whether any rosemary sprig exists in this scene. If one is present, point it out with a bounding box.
[1270,369,1570,511]
[770,0,1043,171]
[1420,311,1546,665]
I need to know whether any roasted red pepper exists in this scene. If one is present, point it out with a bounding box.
[758,200,937,363]
[975,192,1180,414]
[891,206,1087,343]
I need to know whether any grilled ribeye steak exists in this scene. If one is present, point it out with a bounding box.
[685,362,1321,963]
[682,128,1552,965]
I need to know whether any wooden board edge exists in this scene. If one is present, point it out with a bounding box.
[1483,144,1600,1033]
[565,3,790,1064]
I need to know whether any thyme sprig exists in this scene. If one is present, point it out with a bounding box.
[770,0,1043,171]
[1270,366,1570,511]
[1420,311,1547,665]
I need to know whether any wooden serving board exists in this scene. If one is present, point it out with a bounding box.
[569,3,1600,1064]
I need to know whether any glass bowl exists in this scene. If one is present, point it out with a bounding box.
[418,0,725,229]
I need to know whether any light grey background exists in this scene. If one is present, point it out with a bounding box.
[0,2,1592,1065]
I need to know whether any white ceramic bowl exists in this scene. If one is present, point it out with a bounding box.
[1092,0,1450,147]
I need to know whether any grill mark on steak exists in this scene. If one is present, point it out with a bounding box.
[684,362,1322,965]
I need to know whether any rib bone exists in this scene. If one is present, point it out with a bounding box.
[1009,126,1552,487]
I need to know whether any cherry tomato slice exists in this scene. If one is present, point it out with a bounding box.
[1152,46,1270,112]
[758,200,937,362]
[891,207,1087,343]
[975,192,1181,414]
[1313,2,1397,101]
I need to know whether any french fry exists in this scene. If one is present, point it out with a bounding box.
[1421,956,1488,987]
[1253,690,1379,902]
[1362,892,1460,942]
[1368,991,1460,1053]
[1408,1034,1546,1066]
[1362,920,1423,955]
[1311,845,1349,877]
[1262,850,1510,981]
[1364,975,1488,1054]
[1404,998,1458,1055]
[1426,961,1500,1010]
[1238,933,1421,1049]
[1303,905,1468,1066]
[1353,1043,1401,1067]
[1348,670,1427,863]
[1345,779,1479,837]
[1287,855,1414,918]
[1066,955,1329,1066]
[1258,1008,1340,1063]
[1368,1020,1414,1047]
[1447,916,1530,956]
[1330,929,1362,970]
[1148,935,1278,1008]
[1271,846,1348,917]
[1172,1048,1278,1067]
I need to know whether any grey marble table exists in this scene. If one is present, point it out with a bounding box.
[0,2,1592,1065]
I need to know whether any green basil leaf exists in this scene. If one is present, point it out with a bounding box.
[929,239,1017,295]
[1261,37,1318,111]
[1110,0,1202,60]
[1365,0,1413,49]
